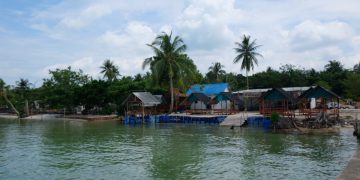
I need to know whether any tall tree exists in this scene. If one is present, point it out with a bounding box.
[207,62,226,83]
[233,35,262,90]
[15,78,32,117]
[143,32,194,113]
[100,59,120,82]
[354,61,360,73]
[322,60,347,95]
[42,67,89,111]
[15,79,31,99]
[234,35,262,111]
[343,73,360,100]
[0,79,20,117]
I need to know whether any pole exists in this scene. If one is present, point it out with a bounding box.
[142,103,145,123]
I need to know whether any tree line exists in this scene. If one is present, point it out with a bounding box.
[0,32,359,117]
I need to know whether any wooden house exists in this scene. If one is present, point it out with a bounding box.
[122,92,162,118]
[298,86,340,119]
[259,88,295,118]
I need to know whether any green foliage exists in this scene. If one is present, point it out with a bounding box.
[14,79,31,99]
[233,35,262,72]
[315,80,331,90]
[100,59,120,82]
[354,61,360,73]
[0,79,6,106]
[250,67,283,88]
[75,80,110,114]
[321,60,347,95]
[42,66,89,110]
[144,32,196,112]
[234,35,262,90]
[3,53,360,116]
[343,73,360,101]
[270,112,280,123]
[206,62,226,83]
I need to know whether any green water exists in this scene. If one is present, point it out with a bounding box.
[0,118,358,179]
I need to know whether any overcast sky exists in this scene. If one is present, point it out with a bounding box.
[1,0,360,85]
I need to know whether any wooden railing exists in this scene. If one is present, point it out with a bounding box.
[299,108,339,119]
[185,109,239,115]
[260,108,295,119]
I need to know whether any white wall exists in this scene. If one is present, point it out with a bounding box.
[213,100,231,110]
[191,101,207,110]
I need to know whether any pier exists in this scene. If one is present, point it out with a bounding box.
[124,114,227,124]
[338,148,360,180]
[220,112,261,127]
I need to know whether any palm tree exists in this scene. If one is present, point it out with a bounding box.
[15,78,31,117]
[100,59,120,82]
[354,61,360,72]
[233,35,262,90]
[234,35,262,111]
[208,62,226,82]
[143,32,194,113]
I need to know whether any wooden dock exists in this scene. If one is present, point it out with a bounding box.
[338,147,360,180]
[220,112,261,127]
[64,115,118,121]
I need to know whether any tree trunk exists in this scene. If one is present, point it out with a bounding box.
[24,99,29,117]
[244,70,249,112]
[169,77,174,113]
[2,87,20,118]
[246,70,249,90]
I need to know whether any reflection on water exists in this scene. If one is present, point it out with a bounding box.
[0,118,358,179]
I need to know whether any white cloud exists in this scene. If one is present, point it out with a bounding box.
[175,0,242,50]
[288,20,353,51]
[3,0,360,85]
[99,21,156,61]
[41,56,145,79]
[58,3,112,29]
[42,57,100,77]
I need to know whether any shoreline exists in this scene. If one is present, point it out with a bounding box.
[0,114,119,121]
[338,146,360,180]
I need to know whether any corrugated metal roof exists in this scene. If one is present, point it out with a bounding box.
[299,86,339,99]
[260,88,294,101]
[121,92,162,107]
[282,86,312,92]
[234,86,312,94]
[154,95,166,103]
[133,92,161,107]
[186,83,229,96]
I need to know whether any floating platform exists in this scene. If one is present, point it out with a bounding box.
[220,112,263,127]
[124,114,226,124]
[61,115,118,121]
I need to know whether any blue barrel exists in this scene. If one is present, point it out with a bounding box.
[262,119,271,129]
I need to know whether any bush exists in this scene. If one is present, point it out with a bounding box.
[270,112,280,124]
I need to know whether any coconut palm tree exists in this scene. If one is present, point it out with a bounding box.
[234,35,262,111]
[15,78,31,117]
[233,35,262,90]
[208,62,226,82]
[143,32,194,113]
[354,61,360,72]
[100,59,120,82]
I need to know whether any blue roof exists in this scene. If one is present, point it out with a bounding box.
[186,83,229,96]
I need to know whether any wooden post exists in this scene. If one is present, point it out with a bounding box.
[24,100,29,117]
[221,100,223,114]
[226,100,228,115]
[142,103,145,123]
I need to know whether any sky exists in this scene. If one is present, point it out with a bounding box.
[1,0,360,86]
